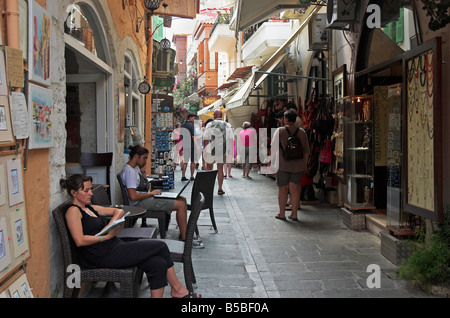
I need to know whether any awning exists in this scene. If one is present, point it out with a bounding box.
[226,72,256,110]
[198,97,224,116]
[253,53,287,89]
[235,0,310,31]
[226,53,287,110]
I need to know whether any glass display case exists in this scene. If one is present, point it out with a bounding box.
[332,65,346,183]
[343,96,376,210]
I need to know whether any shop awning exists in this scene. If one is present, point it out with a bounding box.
[235,0,310,31]
[253,53,288,89]
[226,72,256,110]
[226,52,288,110]
[198,97,224,116]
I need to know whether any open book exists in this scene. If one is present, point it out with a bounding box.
[95,212,130,236]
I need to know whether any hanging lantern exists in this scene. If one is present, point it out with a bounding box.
[160,38,171,50]
[144,0,161,13]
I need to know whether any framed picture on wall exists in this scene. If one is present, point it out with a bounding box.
[19,0,29,61]
[6,158,24,206]
[0,164,6,206]
[0,49,8,95]
[0,96,14,143]
[9,208,29,258]
[28,83,53,149]
[7,273,34,298]
[28,0,51,86]
[0,217,12,272]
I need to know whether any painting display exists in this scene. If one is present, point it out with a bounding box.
[0,217,12,273]
[28,83,53,149]
[0,96,14,143]
[6,273,34,298]
[9,208,29,258]
[28,0,51,86]
[6,158,24,206]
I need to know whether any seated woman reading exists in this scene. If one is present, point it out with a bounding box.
[60,174,201,298]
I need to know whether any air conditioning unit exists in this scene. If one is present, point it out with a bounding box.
[327,0,357,30]
[309,14,330,51]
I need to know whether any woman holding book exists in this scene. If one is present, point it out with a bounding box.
[60,174,200,298]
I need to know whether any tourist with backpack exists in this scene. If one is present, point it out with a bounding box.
[272,109,309,221]
[203,110,234,195]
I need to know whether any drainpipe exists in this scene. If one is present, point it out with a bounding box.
[5,0,20,50]
[145,11,153,173]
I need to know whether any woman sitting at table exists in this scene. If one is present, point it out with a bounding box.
[60,174,201,298]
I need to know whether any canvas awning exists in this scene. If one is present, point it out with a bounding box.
[253,53,288,89]
[225,72,256,110]
[235,0,310,31]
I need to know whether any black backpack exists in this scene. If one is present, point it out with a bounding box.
[281,127,303,160]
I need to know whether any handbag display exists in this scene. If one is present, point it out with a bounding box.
[319,140,333,164]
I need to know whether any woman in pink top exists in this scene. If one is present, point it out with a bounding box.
[239,122,257,179]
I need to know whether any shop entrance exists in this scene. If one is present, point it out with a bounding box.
[63,3,115,200]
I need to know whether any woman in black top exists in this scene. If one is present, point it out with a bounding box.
[60,174,200,298]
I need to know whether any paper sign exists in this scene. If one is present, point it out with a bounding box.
[9,92,29,139]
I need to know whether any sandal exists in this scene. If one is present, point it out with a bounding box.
[174,291,202,298]
[288,215,299,222]
[275,214,286,221]
[218,189,225,195]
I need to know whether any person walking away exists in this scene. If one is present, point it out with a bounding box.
[203,110,234,195]
[172,122,183,170]
[181,114,197,181]
[272,109,309,221]
[238,121,257,179]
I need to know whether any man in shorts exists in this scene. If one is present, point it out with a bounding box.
[203,110,234,195]
[120,145,204,248]
[272,109,309,221]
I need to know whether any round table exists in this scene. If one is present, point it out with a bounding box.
[110,205,146,219]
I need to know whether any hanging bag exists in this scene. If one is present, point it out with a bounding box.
[319,139,332,164]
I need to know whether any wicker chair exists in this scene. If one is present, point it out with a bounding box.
[189,170,218,235]
[52,200,143,298]
[117,173,170,238]
[90,185,111,205]
[158,192,205,292]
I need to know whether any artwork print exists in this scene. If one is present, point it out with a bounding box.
[9,208,29,258]
[29,83,53,149]
[28,0,51,86]
[7,158,24,206]
[0,218,12,272]
[0,96,14,143]
[7,273,34,298]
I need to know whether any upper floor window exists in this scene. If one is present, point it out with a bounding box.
[64,4,107,62]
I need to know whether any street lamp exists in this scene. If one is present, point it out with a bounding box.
[160,38,171,50]
[144,0,162,13]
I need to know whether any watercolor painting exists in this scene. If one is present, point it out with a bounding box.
[28,0,51,86]
[28,83,53,149]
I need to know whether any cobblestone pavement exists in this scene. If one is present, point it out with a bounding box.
[87,167,434,299]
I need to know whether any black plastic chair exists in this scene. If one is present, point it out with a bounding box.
[117,173,170,238]
[157,192,205,292]
[52,200,143,298]
[189,170,219,234]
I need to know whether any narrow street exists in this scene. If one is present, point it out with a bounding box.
[87,167,432,298]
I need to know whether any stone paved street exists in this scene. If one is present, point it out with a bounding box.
[87,167,434,299]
